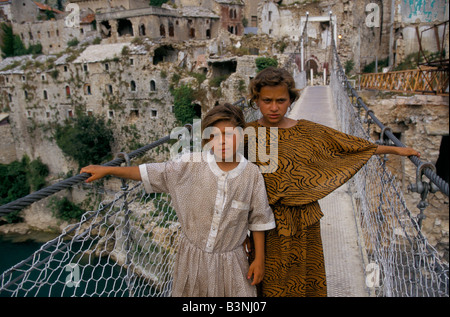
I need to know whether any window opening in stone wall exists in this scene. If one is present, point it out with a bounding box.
[150,80,156,91]
[118,19,133,37]
[151,109,158,118]
[169,21,174,37]
[160,24,166,37]
[206,29,211,39]
[130,109,139,119]
[130,80,136,91]
[65,86,71,98]
[84,84,92,95]
[193,104,201,118]
[43,90,48,100]
[210,60,237,79]
[100,21,112,38]
[139,24,146,36]
[153,45,177,65]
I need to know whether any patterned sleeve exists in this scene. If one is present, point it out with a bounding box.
[298,122,378,203]
[138,163,171,193]
[248,167,276,232]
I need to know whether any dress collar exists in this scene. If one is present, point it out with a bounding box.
[206,151,247,179]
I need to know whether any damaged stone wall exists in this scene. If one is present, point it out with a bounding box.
[0,29,287,169]
[360,90,449,259]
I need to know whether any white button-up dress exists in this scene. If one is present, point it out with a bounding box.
[139,152,275,297]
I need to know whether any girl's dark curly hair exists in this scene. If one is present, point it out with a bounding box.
[248,67,299,108]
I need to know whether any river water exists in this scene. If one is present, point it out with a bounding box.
[0,232,57,275]
[0,231,146,297]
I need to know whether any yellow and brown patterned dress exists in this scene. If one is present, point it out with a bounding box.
[245,119,377,297]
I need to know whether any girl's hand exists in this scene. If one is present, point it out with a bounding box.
[247,259,264,286]
[80,165,109,183]
[375,145,421,158]
[399,147,421,158]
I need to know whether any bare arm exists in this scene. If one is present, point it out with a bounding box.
[247,231,265,285]
[374,145,421,158]
[80,165,141,183]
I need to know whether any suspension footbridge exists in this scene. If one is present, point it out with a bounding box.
[0,15,448,297]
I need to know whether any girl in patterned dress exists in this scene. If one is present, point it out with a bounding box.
[245,67,421,297]
[80,104,275,297]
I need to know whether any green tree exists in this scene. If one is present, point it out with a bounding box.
[0,23,15,58]
[255,57,278,72]
[1,23,42,58]
[55,113,114,168]
[48,197,85,221]
[150,0,169,7]
[171,84,197,125]
[0,156,49,223]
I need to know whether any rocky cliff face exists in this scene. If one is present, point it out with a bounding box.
[360,90,449,260]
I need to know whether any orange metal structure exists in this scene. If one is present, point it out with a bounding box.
[360,66,449,96]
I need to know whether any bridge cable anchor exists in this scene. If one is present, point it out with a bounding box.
[115,152,131,191]
[375,127,393,163]
[407,161,440,229]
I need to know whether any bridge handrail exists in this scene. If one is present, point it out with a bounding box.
[0,99,246,216]
[329,13,449,197]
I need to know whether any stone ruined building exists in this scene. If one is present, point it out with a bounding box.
[0,0,271,172]
[0,0,448,256]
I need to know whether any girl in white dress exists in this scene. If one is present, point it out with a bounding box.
[80,104,275,297]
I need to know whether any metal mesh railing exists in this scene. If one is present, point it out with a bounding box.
[0,99,259,297]
[0,183,178,297]
[329,14,449,297]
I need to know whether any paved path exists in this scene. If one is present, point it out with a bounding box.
[288,86,369,297]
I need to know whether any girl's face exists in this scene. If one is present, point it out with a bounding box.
[207,120,241,162]
[256,84,291,127]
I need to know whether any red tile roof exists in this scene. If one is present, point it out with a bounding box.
[33,1,64,14]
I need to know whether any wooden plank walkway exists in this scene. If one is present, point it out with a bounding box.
[288,85,370,297]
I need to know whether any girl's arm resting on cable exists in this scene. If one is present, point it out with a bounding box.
[375,145,421,158]
[247,231,265,285]
[80,165,141,183]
